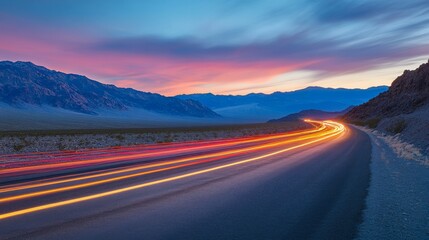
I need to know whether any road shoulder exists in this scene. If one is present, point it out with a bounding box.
[356,127,429,240]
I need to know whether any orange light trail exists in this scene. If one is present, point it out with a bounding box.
[0,120,345,220]
[0,122,330,195]
[0,124,325,176]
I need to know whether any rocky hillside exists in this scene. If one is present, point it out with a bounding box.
[345,60,429,123]
[345,60,429,153]
[0,61,219,117]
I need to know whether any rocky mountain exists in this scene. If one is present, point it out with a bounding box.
[268,107,352,123]
[345,61,429,123]
[177,86,387,121]
[0,61,219,118]
[345,60,429,153]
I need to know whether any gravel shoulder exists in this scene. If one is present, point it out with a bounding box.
[356,127,429,240]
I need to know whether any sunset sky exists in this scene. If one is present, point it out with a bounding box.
[1,0,429,95]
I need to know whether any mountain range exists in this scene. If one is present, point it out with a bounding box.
[0,60,390,130]
[177,86,387,121]
[0,61,218,118]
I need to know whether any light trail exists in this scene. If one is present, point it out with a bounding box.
[0,120,345,220]
[0,121,333,198]
[1,124,324,163]
[1,124,326,176]
[0,155,239,203]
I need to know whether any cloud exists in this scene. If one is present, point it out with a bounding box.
[312,1,383,23]
[1,0,429,95]
[85,0,429,76]
[90,30,429,75]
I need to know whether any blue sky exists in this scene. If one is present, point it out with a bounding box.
[1,0,429,95]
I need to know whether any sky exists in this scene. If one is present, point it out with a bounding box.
[1,0,429,96]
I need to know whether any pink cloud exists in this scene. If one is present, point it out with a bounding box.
[0,28,322,95]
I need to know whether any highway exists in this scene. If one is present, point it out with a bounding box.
[0,120,371,240]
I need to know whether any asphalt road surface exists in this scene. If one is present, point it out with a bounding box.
[0,120,371,240]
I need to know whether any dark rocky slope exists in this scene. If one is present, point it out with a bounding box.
[345,60,429,124]
[345,60,429,153]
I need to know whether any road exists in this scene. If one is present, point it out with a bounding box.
[0,120,371,240]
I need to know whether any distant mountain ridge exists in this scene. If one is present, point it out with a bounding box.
[177,86,388,121]
[0,61,219,117]
[268,107,353,123]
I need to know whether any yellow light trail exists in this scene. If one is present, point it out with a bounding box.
[1,123,326,176]
[0,123,329,196]
[0,120,345,220]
